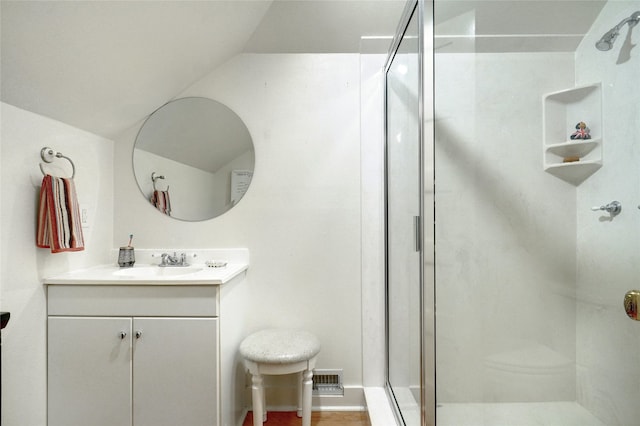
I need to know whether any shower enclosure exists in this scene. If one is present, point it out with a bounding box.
[385,1,640,425]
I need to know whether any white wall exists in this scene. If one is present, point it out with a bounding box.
[575,2,640,424]
[0,52,367,426]
[434,52,578,402]
[0,103,114,426]
[114,54,364,413]
[360,53,387,388]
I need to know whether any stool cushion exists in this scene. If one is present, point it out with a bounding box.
[240,329,321,364]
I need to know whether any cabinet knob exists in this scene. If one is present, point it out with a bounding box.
[135,331,142,339]
[119,331,127,339]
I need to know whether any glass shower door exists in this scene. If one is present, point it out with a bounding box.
[385,4,422,426]
[433,1,640,425]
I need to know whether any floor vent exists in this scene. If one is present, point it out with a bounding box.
[312,369,344,396]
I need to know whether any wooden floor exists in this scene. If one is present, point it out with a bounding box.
[242,411,372,426]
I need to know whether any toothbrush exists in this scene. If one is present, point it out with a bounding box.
[128,234,133,247]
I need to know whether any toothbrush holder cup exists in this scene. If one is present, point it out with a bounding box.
[118,247,135,267]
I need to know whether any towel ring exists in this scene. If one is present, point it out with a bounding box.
[39,147,76,178]
[151,172,168,192]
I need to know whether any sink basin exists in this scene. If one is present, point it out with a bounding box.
[112,266,203,278]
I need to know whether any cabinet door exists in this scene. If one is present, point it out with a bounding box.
[133,317,219,426]
[48,316,132,426]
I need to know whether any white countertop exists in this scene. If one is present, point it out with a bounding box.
[43,262,248,285]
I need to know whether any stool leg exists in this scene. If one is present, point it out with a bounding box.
[262,379,267,423]
[301,369,313,426]
[296,371,303,417]
[251,374,264,426]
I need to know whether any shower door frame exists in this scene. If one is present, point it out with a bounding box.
[383,1,434,425]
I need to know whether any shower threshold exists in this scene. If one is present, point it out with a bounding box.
[366,388,606,426]
[437,401,605,426]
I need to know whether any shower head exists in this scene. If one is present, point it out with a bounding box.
[595,28,618,51]
[595,11,640,51]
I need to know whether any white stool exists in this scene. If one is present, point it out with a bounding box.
[239,329,321,426]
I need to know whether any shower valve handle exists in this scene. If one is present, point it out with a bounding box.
[591,201,621,215]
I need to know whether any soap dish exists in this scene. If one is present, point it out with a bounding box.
[205,260,227,268]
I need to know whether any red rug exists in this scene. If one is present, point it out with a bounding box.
[243,411,300,426]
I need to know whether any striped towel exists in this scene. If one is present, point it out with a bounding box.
[151,190,171,216]
[36,175,85,253]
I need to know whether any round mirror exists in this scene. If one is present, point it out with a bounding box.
[133,97,254,221]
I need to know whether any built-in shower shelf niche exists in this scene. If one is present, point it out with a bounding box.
[543,83,603,185]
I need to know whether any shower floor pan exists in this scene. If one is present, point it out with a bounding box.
[437,401,605,426]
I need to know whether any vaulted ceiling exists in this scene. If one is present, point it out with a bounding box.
[1,0,606,140]
[1,0,406,139]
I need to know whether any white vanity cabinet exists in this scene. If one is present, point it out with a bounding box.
[47,285,221,426]
[48,316,132,426]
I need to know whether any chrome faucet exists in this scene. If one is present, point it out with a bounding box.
[159,252,190,267]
